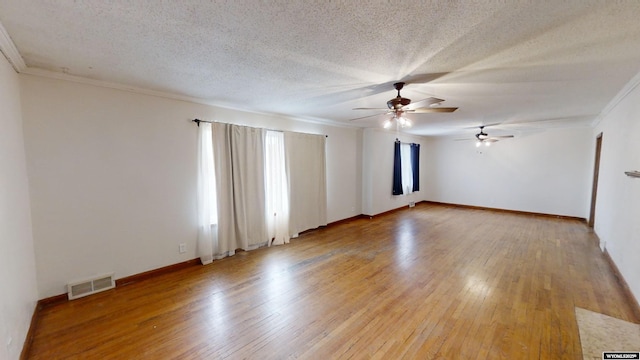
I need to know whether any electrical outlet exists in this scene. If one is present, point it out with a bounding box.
[179,243,186,254]
[409,202,416,208]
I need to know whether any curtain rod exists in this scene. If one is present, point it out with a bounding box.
[193,119,328,137]
[396,138,420,145]
[192,119,212,126]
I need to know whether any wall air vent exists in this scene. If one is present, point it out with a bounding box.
[67,273,115,300]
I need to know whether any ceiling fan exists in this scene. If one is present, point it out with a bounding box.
[457,125,514,146]
[351,82,457,128]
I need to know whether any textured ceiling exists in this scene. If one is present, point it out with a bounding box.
[2,1,640,136]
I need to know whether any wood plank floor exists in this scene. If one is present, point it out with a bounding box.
[27,203,638,359]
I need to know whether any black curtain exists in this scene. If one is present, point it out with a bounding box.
[392,140,403,195]
[411,143,420,192]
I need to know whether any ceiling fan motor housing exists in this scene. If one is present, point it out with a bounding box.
[388,82,411,109]
[476,126,489,140]
[387,97,411,110]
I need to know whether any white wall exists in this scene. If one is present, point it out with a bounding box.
[427,126,592,218]
[20,75,362,299]
[0,56,38,359]
[20,65,634,307]
[593,77,640,303]
[362,128,431,216]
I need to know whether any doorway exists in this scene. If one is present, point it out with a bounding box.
[588,133,602,228]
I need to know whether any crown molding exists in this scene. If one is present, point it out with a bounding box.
[0,19,26,72]
[20,67,355,129]
[22,67,219,105]
[592,68,640,128]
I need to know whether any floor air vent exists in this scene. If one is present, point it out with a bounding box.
[67,273,115,300]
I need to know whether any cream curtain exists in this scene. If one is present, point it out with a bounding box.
[285,132,327,235]
[197,122,326,263]
[212,123,268,258]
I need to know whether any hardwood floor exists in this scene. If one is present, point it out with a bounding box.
[27,203,638,359]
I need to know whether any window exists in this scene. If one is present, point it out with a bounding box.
[392,141,420,195]
[197,123,327,263]
[400,143,414,194]
[264,130,289,244]
[198,122,218,225]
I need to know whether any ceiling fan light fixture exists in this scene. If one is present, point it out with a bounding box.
[485,141,491,147]
[475,140,482,147]
[395,116,411,128]
[383,119,392,129]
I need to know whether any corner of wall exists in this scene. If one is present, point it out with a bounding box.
[0,47,38,360]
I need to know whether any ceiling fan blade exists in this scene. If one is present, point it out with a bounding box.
[353,107,390,111]
[454,138,473,141]
[407,107,458,113]
[400,72,450,85]
[492,135,515,139]
[463,122,502,129]
[348,112,388,121]
[405,97,445,109]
